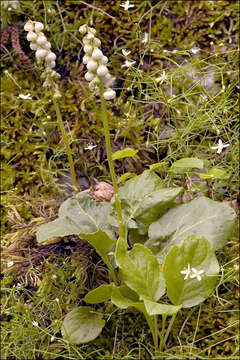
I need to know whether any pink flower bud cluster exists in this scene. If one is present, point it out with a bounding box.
[24,20,56,69]
[79,24,116,100]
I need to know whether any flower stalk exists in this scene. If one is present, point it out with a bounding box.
[53,97,79,193]
[80,24,125,240]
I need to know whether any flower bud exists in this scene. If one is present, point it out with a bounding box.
[36,48,47,59]
[97,65,108,77]
[93,38,101,47]
[86,33,95,40]
[99,56,108,65]
[24,21,34,32]
[79,24,88,34]
[37,35,47,45]
[30,42,38,50]
[103,89,116,100]
[82,55,91,64]
[84,45,93,54]
[92,48,103,60]
[102,73,115,87]
[89,78,100,91]
[27,32,37,42]
[46,52,56,62]
[48,61,56,68]
[85,72,95,82]
[44,41,51,50]
[82,37,90,45]
[87,60,98,71]
[34,22,44,33]
[88,27,96,35]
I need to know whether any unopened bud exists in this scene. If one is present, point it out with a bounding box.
[97,65,108,77]
[27,32,37,42]
[99,56,108,65]
[84,45,93,54]
[30,42,38,50]
[85,72,95,82]
[103,89,116,100]
[92,48,103,60]
[46,52,56,62]
[45,41,51,50]
[34,22,44,33]
[82,55,91,64]
[48,60,56,69]
[37,35,47,45]
[79,24,88,34]
[87,60,98,71]
[24,21,34,32]
[36,48,47,59]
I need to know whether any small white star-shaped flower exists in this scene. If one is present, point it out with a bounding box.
[180,264,191,280]
[190,47,200,55]
[121,59,136,68]
[18,93,32,100]
[32,321,39,327]
[122,49,131,56]
[211,139,230,154]
[141,32,148,44]
[84,144,97,150]
[155,70,166,84]
[120,1,135,11]
[190,268,204,281]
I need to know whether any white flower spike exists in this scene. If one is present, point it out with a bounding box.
[121,59,136,68]
[120,1,135,11]
[190,268,204,281]
[80,24,116,100]
[211,139,230,154]
[180,264,191,280]
[25,20,60,96]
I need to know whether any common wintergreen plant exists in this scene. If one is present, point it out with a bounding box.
[35,23,236,352]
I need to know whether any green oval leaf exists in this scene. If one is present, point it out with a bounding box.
[163,236,219,308]
[144,300,182,316]
[117,172,137,184]
[37,193,114,255]
[110,170,182,235]
[112,148,138,160]
[111,285,139,309]
[149,162,169,171]
[199,167,230,180]
[170,158,204,173]
[61,307,105,344]
[148,196,235,261]
[83,284,113,304]
[115,239,165,301]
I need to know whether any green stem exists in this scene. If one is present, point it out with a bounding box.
[101,253,118,286]
[144,312,158,352]
[159,315,166,352]
[52,97,79,194]
[163,312,177,350]
[154,315,159,352]
[99,83,125,240]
